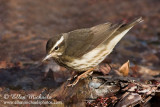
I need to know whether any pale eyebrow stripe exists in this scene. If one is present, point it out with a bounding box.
[50,36,64,52]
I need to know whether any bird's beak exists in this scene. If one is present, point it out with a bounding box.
[42,54,52,62]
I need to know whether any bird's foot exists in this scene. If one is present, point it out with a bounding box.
[67,74,78,81]
[67,68,95,87]
[67,77,80,87]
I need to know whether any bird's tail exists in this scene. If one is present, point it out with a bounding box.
[118,17,143,32]
[104,17,143,53]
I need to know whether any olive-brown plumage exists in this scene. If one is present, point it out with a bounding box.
[43,17,143,72]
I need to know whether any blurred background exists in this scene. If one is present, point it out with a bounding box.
[0,0,159,89]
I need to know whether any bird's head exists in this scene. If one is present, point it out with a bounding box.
[43,34,66,62]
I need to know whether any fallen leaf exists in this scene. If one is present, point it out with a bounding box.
[138,66,160,76]
[99,64,111,75]
[0,61,14,69]
[119,60,130,76]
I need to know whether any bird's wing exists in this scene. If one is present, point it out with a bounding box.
[63,22,123,57]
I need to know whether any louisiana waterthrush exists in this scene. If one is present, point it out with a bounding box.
[43,17,143,86]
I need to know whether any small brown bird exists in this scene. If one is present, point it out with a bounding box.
[43,17,143,86]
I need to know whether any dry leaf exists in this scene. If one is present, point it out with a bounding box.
[0,61,14,69]
[119,60,130,76]
[138,66,160,76]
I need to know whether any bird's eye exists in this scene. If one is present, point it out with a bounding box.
[54,46,59,50]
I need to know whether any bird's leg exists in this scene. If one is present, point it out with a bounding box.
[67,67,95,87]
[67,71,78,81]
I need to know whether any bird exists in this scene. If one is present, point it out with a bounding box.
[43,17,143,86]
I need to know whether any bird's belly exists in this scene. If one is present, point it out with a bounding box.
[65,45,111,71]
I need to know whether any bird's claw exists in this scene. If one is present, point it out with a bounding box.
[67,74,78,81]
[67,68,95,87]
[67,78,79,87]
